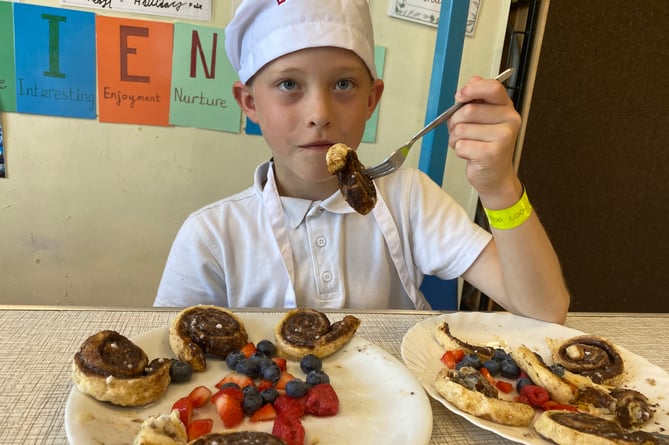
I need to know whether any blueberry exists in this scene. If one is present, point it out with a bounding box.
[256,340,277,357]
[260,388,279,404]
[300,354,322,374]
[305,370,330,385]
[242,390,264,415]
[549,364,566,377]
[285,379,309,398]
[455,354,483,370]
[235,358,259,378]
[169,359,193,383]
[219,382,241,390]
[482,359,501,376]
[225,351,245,370]
[492,348,508,362]
[500,358,521,379]
[261,363,281,382]
[516,376,533,392]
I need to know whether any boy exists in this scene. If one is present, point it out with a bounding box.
[155,0,569,323]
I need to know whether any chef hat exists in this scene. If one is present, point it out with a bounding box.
[225,0,377,84]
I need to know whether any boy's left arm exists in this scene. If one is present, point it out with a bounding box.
[449,76,570,324]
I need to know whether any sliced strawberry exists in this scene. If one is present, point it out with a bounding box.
[250,403,277,422]
[305,383,339,417]
[272,413,305,445]
[187,418,213,441]
[215,372,255,390]
[273,394,305,418]
[256,379,274,392]
[272,357,287,371]
[240,342,257,358]
[275,370,296,391]
[171,396,193,426]
[188,385,212,408]
[213,392,244,428]
[211,385,244,405]
[495,380,514,394]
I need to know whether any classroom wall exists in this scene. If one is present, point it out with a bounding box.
[0,0,508,306]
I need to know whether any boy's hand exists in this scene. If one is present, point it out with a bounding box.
[447,76,522,208]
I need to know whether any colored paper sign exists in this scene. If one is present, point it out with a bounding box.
[13,3,97,118]
[60,0,211,21]
[362,46,386,143]
[0,2,16,112]
[169,23,241,133]
[96,16,173,126]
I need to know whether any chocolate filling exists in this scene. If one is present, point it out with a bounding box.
[176,307,248,358]
[548,411,659,444]
[279,309,359,349]
[75,330,150,378]
[438,322,495,360]
[334,149,376,215]
[189,432,287,445]
[553,335,623,384]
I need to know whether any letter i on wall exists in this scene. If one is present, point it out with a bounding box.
[96,16,173,126]
[13,3,97,119]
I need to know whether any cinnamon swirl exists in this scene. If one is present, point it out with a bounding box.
[274,308,361,359]
[189,432,287,445]
[72,330,171,406]
[169,305,248,372]
[547,335,625,386]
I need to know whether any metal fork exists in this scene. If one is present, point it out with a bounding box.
[364,68,515,180]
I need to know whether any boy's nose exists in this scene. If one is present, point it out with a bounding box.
[306,91,333,129]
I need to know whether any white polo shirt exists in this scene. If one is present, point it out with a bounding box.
[154,161,491,310]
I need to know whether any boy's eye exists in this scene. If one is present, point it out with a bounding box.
[335,79,352,90]
[278,80,297,90]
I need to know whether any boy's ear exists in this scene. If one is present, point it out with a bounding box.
[233,80,259,123]
[366,79,385,119]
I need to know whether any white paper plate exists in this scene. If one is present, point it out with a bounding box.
[400,311,669,444]
[65,313,432,445]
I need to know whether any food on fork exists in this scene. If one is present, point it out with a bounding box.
[433,367,536,426]
[547,335,625,386]
[274,308,361,359]
[169,305,248,372]
[71,330,171,406]
[326,143,377,215]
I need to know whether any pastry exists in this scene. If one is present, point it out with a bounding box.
[274,308,361,360]
[169,305,248,372]
[326,143,377,215]
[72,330,171,407]
[433,367,536,426]
[533,410,661,445]
[435,321,495,360]
[547,335,625,386]
[133,410,187,445]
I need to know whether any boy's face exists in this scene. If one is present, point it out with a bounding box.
[234,47,384,199]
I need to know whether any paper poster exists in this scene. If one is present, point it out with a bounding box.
[169,23,241,133]
[388,0,483,36]
[13,3,97,118]
[96,16,173,126]
[0,2,16,112]
[60,0,211,21]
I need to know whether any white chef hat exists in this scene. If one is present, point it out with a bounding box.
[225,0,377,84]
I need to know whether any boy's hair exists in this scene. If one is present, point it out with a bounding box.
[225,0,377,84]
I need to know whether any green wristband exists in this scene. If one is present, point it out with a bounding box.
[484,187,532,230]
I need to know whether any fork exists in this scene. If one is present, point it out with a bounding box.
[364,68,515,180]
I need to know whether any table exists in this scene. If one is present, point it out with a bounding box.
[0,306,667,444]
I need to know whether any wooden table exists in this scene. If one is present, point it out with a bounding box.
[0,305,667,444]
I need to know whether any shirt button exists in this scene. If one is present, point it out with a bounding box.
[316,237,327,247]
[321,271,333,282]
